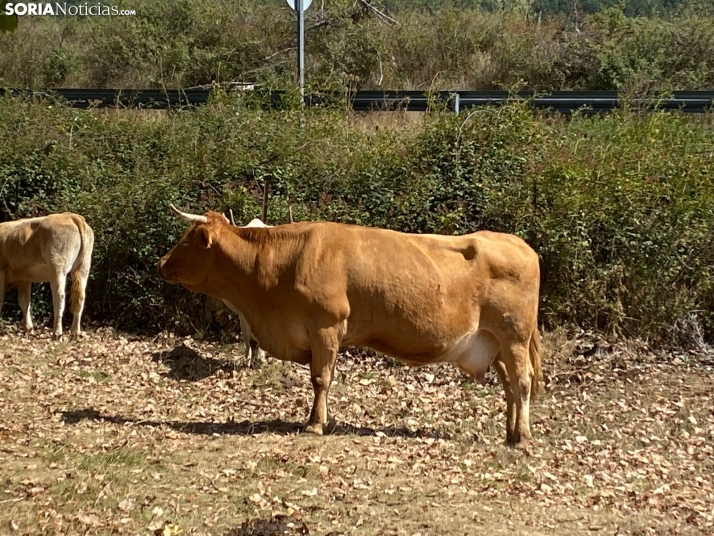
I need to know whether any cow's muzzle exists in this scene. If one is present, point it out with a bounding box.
[156,258,176,284]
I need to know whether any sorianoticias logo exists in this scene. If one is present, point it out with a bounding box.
[4,2,136,16]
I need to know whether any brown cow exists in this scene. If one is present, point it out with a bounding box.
[0,213,94,338]
[158,206,542,444]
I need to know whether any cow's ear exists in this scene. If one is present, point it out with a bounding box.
[198,227,213,249]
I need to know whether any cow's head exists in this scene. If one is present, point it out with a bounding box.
[157,205,230,290]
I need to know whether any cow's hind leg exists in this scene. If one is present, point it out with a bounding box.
[305,326,340,435]
[493,355,516,445]
[49,274,68,338]
[501,341,533,445]
[69,269,89,337]
[17,282,33,332]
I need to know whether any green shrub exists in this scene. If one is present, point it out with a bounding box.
[2,2,714,92]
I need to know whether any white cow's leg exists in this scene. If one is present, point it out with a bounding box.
[249,338,266,368]
[237,312,265,368]
[237,313,260,367]
[0,272,5,320]
[305,326,340,435]
[69,270,89,336]
[502,341,533,445]
[17,282,33,332]
[49,274,67,338]
[493,354,516,444]
[239,313,253,363]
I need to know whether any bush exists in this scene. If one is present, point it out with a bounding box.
[0,94,712,345]
[2,2,714,92]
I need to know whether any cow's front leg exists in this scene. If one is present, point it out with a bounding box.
[305,327,340,435]
[17,282,33,332]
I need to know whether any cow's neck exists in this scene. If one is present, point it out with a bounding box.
[206,227,295,322]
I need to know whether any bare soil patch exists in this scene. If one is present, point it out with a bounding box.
[0,327,712,535]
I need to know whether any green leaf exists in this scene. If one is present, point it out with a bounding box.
[0,0,18,32]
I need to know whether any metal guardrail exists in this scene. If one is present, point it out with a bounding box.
[345,90,714,114]
[4,88,714,113]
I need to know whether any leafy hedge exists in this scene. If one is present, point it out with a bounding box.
[0,93,712,345]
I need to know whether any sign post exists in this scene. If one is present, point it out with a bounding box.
[285,0,312,102]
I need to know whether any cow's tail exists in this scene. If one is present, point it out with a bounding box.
[529,324,543,401]
[69,214,94,315]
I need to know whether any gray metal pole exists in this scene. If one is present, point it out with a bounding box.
[296,0,304,102]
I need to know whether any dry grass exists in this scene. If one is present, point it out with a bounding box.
[348,111,427,135]
[0,326,713,535]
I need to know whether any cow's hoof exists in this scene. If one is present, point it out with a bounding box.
[304,423,324,435]
[506,435,532,449]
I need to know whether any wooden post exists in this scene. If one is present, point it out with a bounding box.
[262,176,270,224]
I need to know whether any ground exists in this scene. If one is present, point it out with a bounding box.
[0,326,713,535]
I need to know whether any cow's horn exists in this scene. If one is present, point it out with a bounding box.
[169,204,208,223]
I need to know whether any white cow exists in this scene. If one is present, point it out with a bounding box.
[0,213,94,337]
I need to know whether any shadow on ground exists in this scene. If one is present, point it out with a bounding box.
[60,407,451,440]
[151,343,236,381]
[223,514,346,536]
[224,515,314,536]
